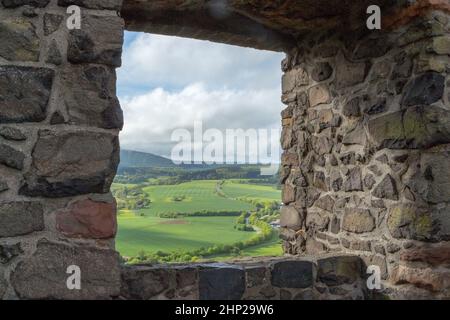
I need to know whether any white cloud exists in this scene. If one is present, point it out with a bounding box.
[119,83,281,159]
[118,33,284,93]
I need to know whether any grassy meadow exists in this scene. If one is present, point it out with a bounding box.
[115,179,283,261]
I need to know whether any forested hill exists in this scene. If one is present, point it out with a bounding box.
[119,149,175,168]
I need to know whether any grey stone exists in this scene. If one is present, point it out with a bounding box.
[408,147,450,204]
[20,130,119,197]
[245,266,267,288]
[363,174,376,189]
[313,171,327,191]
[330,216,340,234]
[0,269,5,299]
[343,167,363,192]
[372,174,398,200]
[67,14,124,67]
[0,243,23,264]
[391,52,412,79]
[402,72,445,107]
[330,172,343,192]
[271,260,314,288]
[0,180,8,193]
[43,13,63,36]
[0,202,44,237]
[22,6,38,17]
[315,195,335,212]
[0,66,54,123]
[343,97,361,117]
[311,62,333,82]
[57,0,122,10]
[0,127,26,141]
[306,211,330,231]
[46,40,62,65]
[342,122,366,145]
[280,205,304,230]
[340,152,356,165]
[0,18,40,62]
[353,37,391,59]
[335,58,369,89]
[312,135,332,155]
[11,240,121,299]
[342,208,375,233]
[2,0,49,7]
[317,256,362,286]
[121,266,171,299]
[199,266,245,300]
[368,106,450,149]
[0,144,25,170]
[296,187,320,208]
[62,65,123,129]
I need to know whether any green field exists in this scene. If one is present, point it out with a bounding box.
[116,179,282,260]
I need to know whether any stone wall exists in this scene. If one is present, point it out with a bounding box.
[0,0,449,300]
[120,256,367,300]
[279,10,450,299]
[0,0,124,299]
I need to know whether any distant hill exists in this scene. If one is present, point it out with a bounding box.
[119,149,175,168]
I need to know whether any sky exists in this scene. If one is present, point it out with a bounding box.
[117,31,284,163]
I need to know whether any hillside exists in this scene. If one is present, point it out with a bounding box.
[119,149,175,168]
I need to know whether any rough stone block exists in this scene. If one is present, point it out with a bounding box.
[372,174,398,200]
[0,18,40,61]
[280,205,304,230]
[317,256,363,286]
[0,202,44,238]
[401,72,444,107]
[408,146,450,204]
[271,260,314,288]
[0,243,23,264]
[342,208,375,234]
[67,14,124,67]
[62,65,123,129]
[11,240,121,299]
[199,265,245,300]
[387,205,435,241]
[0,143,25,170]
[0,126,27,141]
[43,13,63,36]
[20,130,119,197]
[0,66,54,123]
[120,266,171,300]
[368,106,450,149]
[56,199,117,239]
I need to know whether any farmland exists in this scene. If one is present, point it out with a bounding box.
[114,178,283,262]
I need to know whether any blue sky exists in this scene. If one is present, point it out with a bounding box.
[117,31,284,159]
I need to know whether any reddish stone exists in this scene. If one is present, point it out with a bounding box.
[56,199,117,239]
[384,0,450,29]
[390,265,450,292]
[400,244,450,267]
